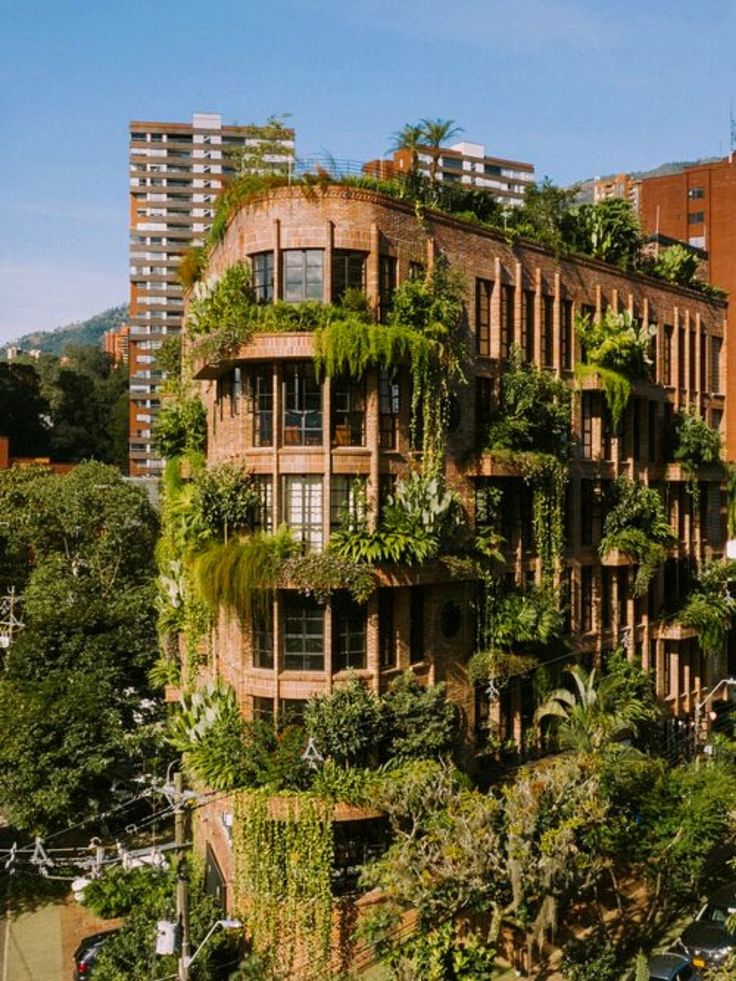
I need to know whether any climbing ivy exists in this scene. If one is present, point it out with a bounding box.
[233,790,335,980]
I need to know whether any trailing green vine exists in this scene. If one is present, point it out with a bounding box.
[233,790,335,980]
[575,310,655,429]
[678,559,736,659]
[673,406,722,508]
[599,477,675,597]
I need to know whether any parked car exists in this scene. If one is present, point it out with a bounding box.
[73,929,119,979]
[678,881,736,970]
[647,952,701,980]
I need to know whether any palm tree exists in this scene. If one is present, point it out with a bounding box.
[420,118,463,182]
[389,122,425,175]
[534,664,649,753]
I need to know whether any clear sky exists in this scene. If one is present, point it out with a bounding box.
[1,0,734,344]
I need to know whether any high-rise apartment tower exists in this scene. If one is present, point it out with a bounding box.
[127,112,295,475]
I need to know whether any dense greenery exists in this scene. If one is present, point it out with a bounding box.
[0,345,129,468]
[0,462,160,832]
[678,559,736,658]
[576,309,655,429]
[3,304,127,357]
[599,476,675,596]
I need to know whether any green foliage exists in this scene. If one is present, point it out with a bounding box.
[382,673,458,761]
[194,527,296,618]
[576,309,655,429]
[487,345,571,459]
[282,550,376,603]
[331,471,461,566]
[178,245,207,288]
[152,333,182,378]
[0,463,159,832]
[674,405,722,476]
[82,865,175,919]
[188,261,255,337]
[387,921,495,980]
[679,559,736,658]
[534,663,655,753]
[506,178,582,252]
[305,677,384,767]
[208,171,293,247]
[233,790,334,981]
[600,477,674,596]
[152,393,206,459]
[192,462,260,540]
[575,197,643,267]
[91,865,231,981]
[650,243,701,287]
[476,583,564,663]
[560,930,619,981]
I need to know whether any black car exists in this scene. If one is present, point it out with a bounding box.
[679,881,736,970]
[648,952,701,980]
[73,929,119,979]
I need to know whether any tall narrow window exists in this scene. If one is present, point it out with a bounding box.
[689,330,696,390]
[410,587,425,664]
[648,402,658,463]
[711,337,723,393]
[633,399,642,462]
[332,250,366,303]
[253,606,274,669]
[475,278,493,356]
[581,393,593,458]
[283,363,322,445]
[677,329,686,389]
[475,376,492,448]
[332,375,365,446]
[333,594,366,672]
[284,475,323,550]
[248,365,273,446]
[580,479,594,546]
[378,368,400,449]
[330,475,367,530]
[601,568,611,629]
[379,590,396,668]
[700,334,707,395]
[283,595,324,671]
[500,284,514,361]
[542,295,554,367]
[663,325,673,385]
[282,249,323,302]
[560,299,573,370]
[521,290,535,361]
[251,251,274,303]
[254,475,273,533]
[580,566,593,633]
[379,255,397,322]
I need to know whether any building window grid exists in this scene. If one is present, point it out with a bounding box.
[333,596,367,672]
[332,376,366,446]
[254,475,273,533]
[330,475,367,530]
[282,249,324,302]
[560,299,573,370]
[252,251,274,303]
[283,595,325,671]
[379,590,396,669]
[253,608,274,669]
[500,284,514,361]
[542,295,554,367]
[283,363,323,445]
[711,337,723,393]
[284,475,323,551]
[332,250,366,303]
[379,255,397,323]
[378,368,400,449]
[249,365,273,446]
[475,278,492,357]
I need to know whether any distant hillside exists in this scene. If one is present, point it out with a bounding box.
[3,305,128,357]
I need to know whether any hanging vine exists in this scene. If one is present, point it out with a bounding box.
[233,790,335,980]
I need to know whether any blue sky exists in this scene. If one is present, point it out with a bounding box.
[1,0,734,343]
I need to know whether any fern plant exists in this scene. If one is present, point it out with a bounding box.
[679,559,736,658]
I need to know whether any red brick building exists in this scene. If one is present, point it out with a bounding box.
[639,157,736,454]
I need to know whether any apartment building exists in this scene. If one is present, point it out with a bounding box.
[103,324,130,366]
[366,141,534,206]
[127,112,295,475]
[638,157,736,455]
[593,171,640,209]
[187,182,727,738]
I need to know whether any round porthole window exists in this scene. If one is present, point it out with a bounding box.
[440,601,462,639]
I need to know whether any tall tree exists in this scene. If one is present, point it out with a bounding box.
[390,122,425,174]
[420,117,463,182]
[0,462,160,832]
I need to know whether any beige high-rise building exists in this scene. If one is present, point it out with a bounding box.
[127,112,295,475]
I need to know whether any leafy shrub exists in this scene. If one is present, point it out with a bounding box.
[487,345,571,458]
[305,676,384,768]
[560,930,619,981]
[282,549,376,603]
[187,261,254,337]
[192,462,260,540]
[674,406,722,470]
[600,477,674,596]
[382,673,458,761]
[152,395,206,459]
[82,865,174,919]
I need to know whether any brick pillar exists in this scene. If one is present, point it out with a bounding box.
[366,592,380,694]
[273,218,282,299]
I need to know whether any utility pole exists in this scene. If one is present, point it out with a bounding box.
[175,772,191,981]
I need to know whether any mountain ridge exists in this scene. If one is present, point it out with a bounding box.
[2,305,128,357]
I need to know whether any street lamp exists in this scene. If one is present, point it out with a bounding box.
[694,677,736,748]
[181,918,242,971]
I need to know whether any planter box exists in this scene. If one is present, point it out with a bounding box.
[600,548,632,567]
